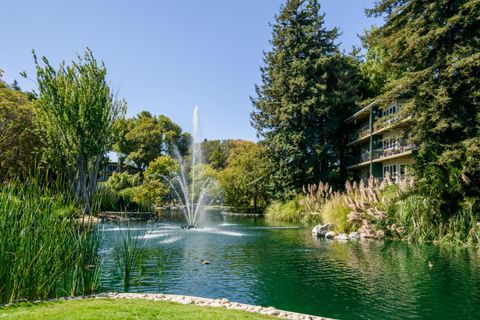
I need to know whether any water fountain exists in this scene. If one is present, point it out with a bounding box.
[160,106,217,228]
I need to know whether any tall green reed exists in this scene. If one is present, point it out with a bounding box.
[113,221,147,291]
[0,179,100,304]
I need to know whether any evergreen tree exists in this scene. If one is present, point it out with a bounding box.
[365,0,480,214]
[251,0,361,197]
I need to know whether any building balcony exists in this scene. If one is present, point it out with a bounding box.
[372,143,415,161]
[347,114,412,147]
[373,113,412,134]
[347,126,371,146]
[347,143,415,169]
[346,152,371,168]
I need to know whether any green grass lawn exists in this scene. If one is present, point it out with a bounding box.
[0,298,276,320]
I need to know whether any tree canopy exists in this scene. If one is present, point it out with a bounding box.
[364,0,480,214]
[0,76,42,179]
[217,142,269,210]
[32,49,126,213]
[251,0,363,197]
[113,112,190,170]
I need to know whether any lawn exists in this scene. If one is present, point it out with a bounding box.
[0,298,276,320]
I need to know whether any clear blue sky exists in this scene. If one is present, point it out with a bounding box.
[1,0,381,141]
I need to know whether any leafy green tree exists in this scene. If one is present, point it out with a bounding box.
[360,27,403,97]
[145,155,179,179]
[201,139,258,170]
[365,0,480,214]
[128,178,165,211]
[144,155,180,204]
[105,171,141,192]
[218,143,269,210]
[251,0,361,197]
[113,112,190,170]
[31,49,126,213]
[102,171,158,211]
[0,76,42,179]
[201,140,228,170]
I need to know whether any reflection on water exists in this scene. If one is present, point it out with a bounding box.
[98,211,480,320]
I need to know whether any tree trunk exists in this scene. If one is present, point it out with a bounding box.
[87,153,102,209]
[77,158,90,214]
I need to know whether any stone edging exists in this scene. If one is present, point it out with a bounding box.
[2,292,334,320]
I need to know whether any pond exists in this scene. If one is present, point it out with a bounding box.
[98,210,480,320]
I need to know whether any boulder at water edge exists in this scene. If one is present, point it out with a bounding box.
[325,231,336,239]
[334,233,349,240]
[348,232,360,239]
[312,224,334,237]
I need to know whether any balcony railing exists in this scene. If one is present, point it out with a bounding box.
[348,143,415,167]
[348,126,370,144]
[373,143,415,159]
[373,113,412,132]
[347,151,371,167]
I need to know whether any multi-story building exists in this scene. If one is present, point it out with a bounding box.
[98,161,140,182]
[346,101,415,181]
[98,162,120,182]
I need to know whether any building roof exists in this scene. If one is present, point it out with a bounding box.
[345,100,377,124]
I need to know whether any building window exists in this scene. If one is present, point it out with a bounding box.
[382,104,398,117]
[383,164,397,179]
[383,137,398,150]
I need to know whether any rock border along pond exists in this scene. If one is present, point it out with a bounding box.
[3,292,334,320]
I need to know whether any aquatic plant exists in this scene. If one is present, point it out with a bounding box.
[0,179,100,304]
[113,222,147,291]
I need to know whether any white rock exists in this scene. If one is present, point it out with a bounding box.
[312,224,334,237]
[334,233,349,240]
[325,231,335,239]
[348,231,360,239]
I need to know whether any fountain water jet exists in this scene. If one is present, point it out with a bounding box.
[160,106,218,228]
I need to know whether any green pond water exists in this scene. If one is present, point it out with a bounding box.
[98,210,480,319]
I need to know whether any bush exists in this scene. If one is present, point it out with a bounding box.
[442,198,480,246]
[393,194,441,241]
[99,172,165,212]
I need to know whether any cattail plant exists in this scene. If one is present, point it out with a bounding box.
[113,220,149,291]
[0,179,100,304]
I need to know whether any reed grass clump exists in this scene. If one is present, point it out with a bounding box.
[264,196,315,223]
[0,180,100,304]
[321,196,351,233]
[392,194,480,245]
[113,223,146,291]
